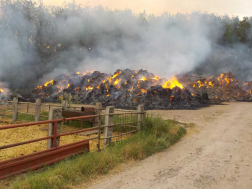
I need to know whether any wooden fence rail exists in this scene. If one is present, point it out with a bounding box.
[0,98,138,123]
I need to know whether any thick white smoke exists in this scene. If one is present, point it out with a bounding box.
[0,1,251,92]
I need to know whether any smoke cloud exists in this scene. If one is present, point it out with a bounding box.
[0,0,251,93]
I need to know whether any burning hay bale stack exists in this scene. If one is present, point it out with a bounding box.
[28,69,252,110]
[184,72,252,102]
[30,69,204,110]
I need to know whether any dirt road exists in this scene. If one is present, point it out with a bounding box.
[89,102,252,189]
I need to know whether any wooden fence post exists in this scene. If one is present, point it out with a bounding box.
[94,103,102,150]
[12,97,18,123]
[62,100,66,109]
[35,99,41,122]
[26,103,29,114]
[47,108,62,149]
[62,100,68,109]
[93,103,102,127]
[104,106,114,145]
[137,105,144,130]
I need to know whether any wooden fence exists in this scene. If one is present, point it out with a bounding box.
[0,98,138,123]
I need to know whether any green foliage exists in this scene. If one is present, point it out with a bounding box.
[58,92,73,107]
[236,17,251,43]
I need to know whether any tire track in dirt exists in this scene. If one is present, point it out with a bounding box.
[84,102,252,189]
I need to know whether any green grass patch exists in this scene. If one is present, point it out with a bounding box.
[17,113,34,122]
[4,113,34,122]
[40,111,49,121]
[63,120,93,129]
[5,115,187,189]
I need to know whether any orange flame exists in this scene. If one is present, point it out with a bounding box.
[139,77,146,81]
[85,86,93,91]
[112,71,122,79]
[170,95,174,101]
[224,78,230,84]
[114,79,121,85]
[141,89,147,93]
[44,80,54,87]
[152,76,159,80]
[162,76,184,89]
[208,81,214,87]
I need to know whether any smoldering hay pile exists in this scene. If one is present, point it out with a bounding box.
[2,1,252,93]
[25,69,252,110]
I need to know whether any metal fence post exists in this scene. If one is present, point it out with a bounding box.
[47,108,62,149]
[137,105,144,130]
[35,99,41,122]
[12,97,18,123]
[104,106,114,145]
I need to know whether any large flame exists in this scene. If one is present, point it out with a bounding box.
[162,76,184,89]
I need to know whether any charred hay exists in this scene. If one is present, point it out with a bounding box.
[25,69,252,110]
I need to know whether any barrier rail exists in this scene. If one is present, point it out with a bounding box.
[0,105,145,179]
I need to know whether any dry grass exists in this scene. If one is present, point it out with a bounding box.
[0,117,132,161]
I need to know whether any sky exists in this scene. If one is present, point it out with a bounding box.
[37,0,251,18]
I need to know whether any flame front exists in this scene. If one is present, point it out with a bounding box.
[162,76,184,89]
[35,70,186,97]
[44,80,54,87]
[112,71,122,79]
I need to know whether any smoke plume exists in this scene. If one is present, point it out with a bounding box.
[0,0,252,93]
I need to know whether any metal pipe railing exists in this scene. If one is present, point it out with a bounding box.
[0,115,99,130]
[0,110,144,162]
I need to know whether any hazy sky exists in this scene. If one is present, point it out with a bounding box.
[37,0,251,18]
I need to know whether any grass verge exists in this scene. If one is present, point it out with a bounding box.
[4,116,187,189]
